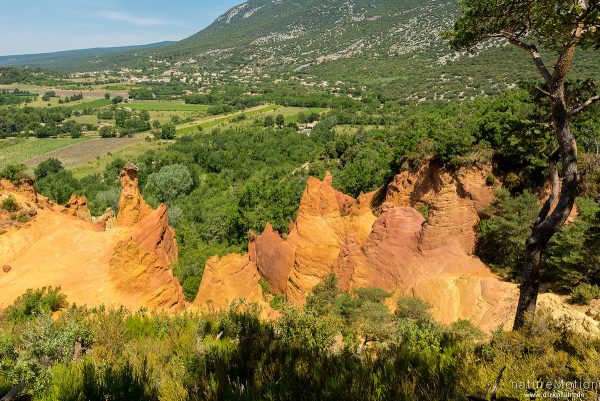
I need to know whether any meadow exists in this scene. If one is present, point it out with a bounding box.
[67,98,112,111]
[175,104,275,133]
[0,137,88,169]
[69,139,167,179]
[118,100,212,112]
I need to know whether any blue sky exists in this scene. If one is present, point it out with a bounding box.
[0,0,243,56]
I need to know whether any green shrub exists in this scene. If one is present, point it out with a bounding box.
[270,295,287,310]
[258,278,272,296]
[395,296,433,322]
[570,284,600,305]
[182,276,201,301]
[1,195,19,212]
[99,125,117,138]
[16,212,28,223]
[34,158,64,180]
[158,122,176,140]
[44,359,158,401]
[477,189,539,279]
[2,287,67,322]
[0,163,26,182]
[35,169,81,205]
[144,164,193,203]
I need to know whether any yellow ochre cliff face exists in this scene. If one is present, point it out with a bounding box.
[0,162,596,334]
[0,163,185,312]
[193,163,600,334]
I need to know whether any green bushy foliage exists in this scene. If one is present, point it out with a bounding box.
[544,198,600,290]
[34,158,64,181]
[479,192,600,292]
[0,164,27,182]
[570,284,600,305]
[182,276,202,301]
[1,286,598,401]
[2,287,67,322]
[395,297,433,323]
[478,189,539,280]
[35,169,81,205]
[99,125,117,138]
[42,359,158,401]
[158,122,176,140]
[1,195,19,212]
[144,164,193,204]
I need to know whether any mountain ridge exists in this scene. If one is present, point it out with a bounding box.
[1,0,599,100]
[0,41,174,70]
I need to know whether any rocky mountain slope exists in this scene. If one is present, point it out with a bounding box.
[167,0,456,69]
[4,0,598,100]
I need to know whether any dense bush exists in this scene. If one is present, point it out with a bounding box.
[34,158,64,181]
[0,164,27,182]
[35,168,81,205]
[2,287,67,323]
[1,195,20,212]
[1,285,599,401]
[477,189,539,280]
[570,283,600,305]
[144,164,193,204]
[99,125,117,138]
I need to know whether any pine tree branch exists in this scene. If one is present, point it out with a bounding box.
[569,94,600,116]
[504,35,553,84]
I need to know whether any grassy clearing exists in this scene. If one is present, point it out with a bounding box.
[70,139,168,178]
[68,98,112,111]
[119,101,211,112]
[103,85,129,90]
[24,136,148,171]
[177,104,280,135]
[240,106,328,125]
[0,137,89,169]
[70,114,100,125]
[148,110,199,123]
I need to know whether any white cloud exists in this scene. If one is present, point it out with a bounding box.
[99,10,187,27]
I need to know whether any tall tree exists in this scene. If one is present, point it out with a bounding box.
[445,0,600,329]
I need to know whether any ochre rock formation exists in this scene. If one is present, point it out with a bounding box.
[193,254,267,312]
[1,162,596,334]
[64,194,92,222]
[92,208,117,230]
[0,166,185,312]
[116,163,152,227]
[193,164,600,334]
[285,172,377,303]
[250,224,295,295]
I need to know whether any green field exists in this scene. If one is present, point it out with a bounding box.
[69,139,165,179]
[177,104,280,135]
[119,101,212,112]
[0,137,89,169]
[103,85,129,90]
[68,98,112,111]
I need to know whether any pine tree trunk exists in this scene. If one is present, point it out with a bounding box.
[513,84,579,330]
